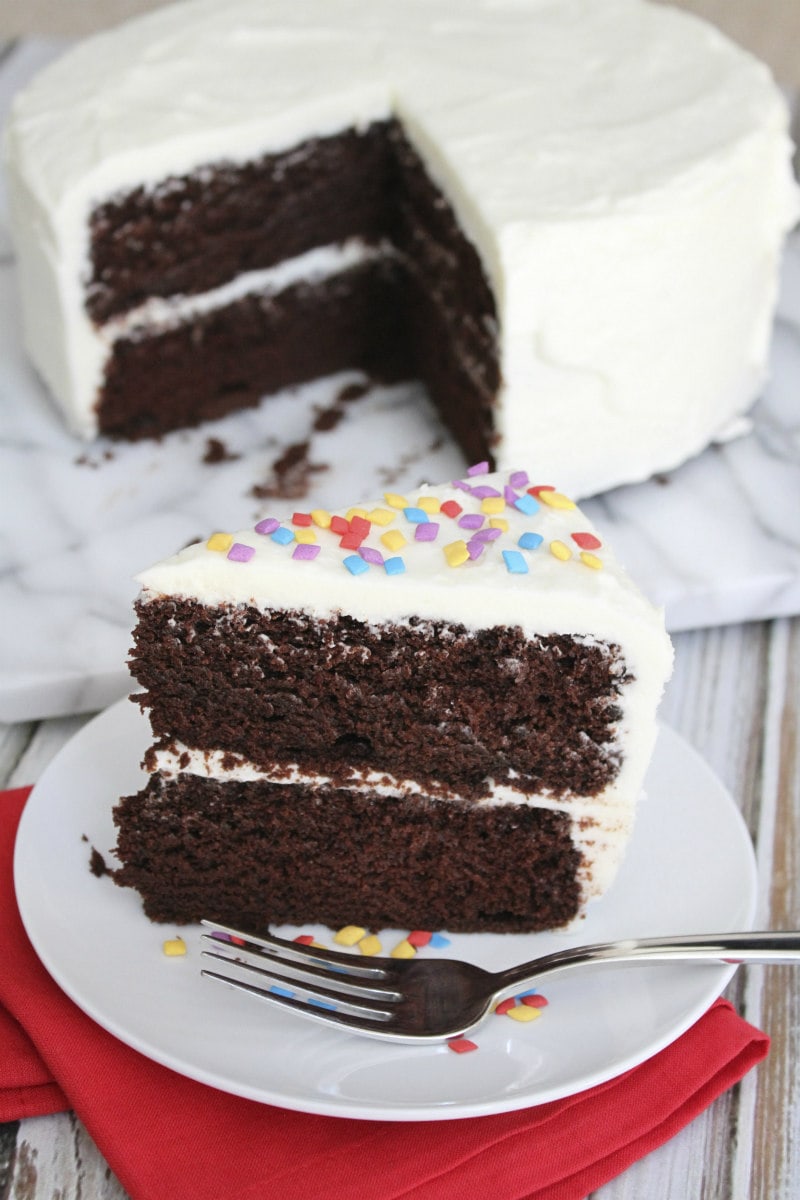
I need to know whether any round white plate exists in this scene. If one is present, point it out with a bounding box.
[14,699,756,1121]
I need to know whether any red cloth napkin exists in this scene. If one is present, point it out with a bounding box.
[1,785,768,1200]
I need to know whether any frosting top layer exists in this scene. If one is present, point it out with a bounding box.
[136,465,673,671]
[7,0,793,223]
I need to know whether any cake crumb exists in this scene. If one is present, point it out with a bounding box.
[203,437,240,464]
[89,846,110,877]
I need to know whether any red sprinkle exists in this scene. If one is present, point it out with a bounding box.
[339,531,365,550]
[521,993,549,1008]
[440,500,463,519]
[407,930,432,947]
[330,515,349,535]
[292,512,312,527]
[230,935,246,946]
[571,532,602,550]
[528,485,555,497]
[293,934,315,945]
[447,1037,479,1054]
[494,997,517,1015]
[350,515,371,538]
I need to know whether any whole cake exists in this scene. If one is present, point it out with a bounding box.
[5,0,798,497]
[113,464,673,934]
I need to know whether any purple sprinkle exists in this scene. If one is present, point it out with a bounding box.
[254,517,280,536]
[473,527,503,543]
[210,931,232,942]
[467,461,490,476]
[458,513,484,530]
[292,543,321,561]
[359,546,384,565]
[469,485,502,499]
[227,542,255,563]
[415,522,440,542]
[451,479,471,492]
[509,471,529,489]
[504,486,519,504]
[467,538,485,560]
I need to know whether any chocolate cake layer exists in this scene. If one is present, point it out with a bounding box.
[131,598,629,798]
[90,119,502,458]
[112,773,582,932]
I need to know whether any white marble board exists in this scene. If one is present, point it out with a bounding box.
[1,39,800,722]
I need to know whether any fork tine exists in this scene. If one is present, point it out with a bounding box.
[201,968,402,1036]
[200,944,402,1003]
[200,919,390,979]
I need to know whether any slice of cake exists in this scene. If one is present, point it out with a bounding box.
[5,0,798,496]
[112,465,673,934]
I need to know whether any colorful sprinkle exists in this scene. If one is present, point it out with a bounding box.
[292,512,312,527]
[521,992,549,1008]
[481,496,506,515]
[417,496,441,514]
[415,522,439,542]
[466,538,485,560]
[390,938,416,959]
[350,515,371,538]
[293,528,317,544]
[359,546,384,565]
[308,998,337,1011]
[467,461,489,476]
[227,542,255,563]
[429,933,451,949]
[407,930,433,947]
[358,934,383,957]
[471,485,502,500]
[269,984,295,998]
[458,513,484,530]
[571,531,602,550]
[384,492,409,509]
[550,540,572,561]
[514,493,539,515]
[270,527,294,546]
[473,527,502,543]
[292,543,321,561]
[580,551,603,570]
[334,925,367,946]
[384,556,406,575]
[488,518,509,532]
[381,529,407,552]
[539,490,576,511]
[440,500,463,519]
[294,934,316,945]
[368,507,396,526]
[162,937,186,957]
[330,515,349,535]
[206,532,233,553]
[518,531,544,551]
[346,508,369,522]
[343,554,369,576]
[448,1037,479,1054]
[528,485,555,497]
[444,539,470,567]
[339,530,366,550]
[506,1005,542,1023]
[494,997,517,1015]
[503,549,528,574]
[310,509,332,529]
[254,518,279,536]
[404,507,428,524]
[509,470,529,489]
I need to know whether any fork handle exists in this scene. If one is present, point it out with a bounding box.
[494,931,800,994]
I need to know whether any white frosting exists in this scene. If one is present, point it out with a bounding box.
[136,466,673,907]
[4,0,798,495]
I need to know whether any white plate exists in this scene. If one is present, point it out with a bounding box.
[14,699,756,1121]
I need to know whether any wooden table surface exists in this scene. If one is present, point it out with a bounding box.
[2,617,799,1199]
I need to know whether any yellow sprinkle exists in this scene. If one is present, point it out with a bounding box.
[384,492,409,509]
[381,529,407,552]
[539,490,576,511]
[506,1004,541,1023]
[481,496,505,515]
[346,507,368,521]
[444,539,470,567]
[162,937,187,957]
[489,517,509,532]
[358,934,383,957]
[206,532,233,553]
[368,507,396,527]
[334,925,367,947]
[550,540,572,561]
[580,551,603,570]
[416,496,441,514]
[390,938,416,959]
[310,509,332,529]
[294,528,317,544]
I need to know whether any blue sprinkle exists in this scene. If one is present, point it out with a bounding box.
[384,556,406,575]
[343,554,369,576]
[518,531,544,551]
[429,932,451,949]
[403,506,428,524]
[518,989,540,998]
[308,997,337,1011]
[503,549,529,574]
[270,526,294,546]
[269,985,295,998]
[514,493,539,515]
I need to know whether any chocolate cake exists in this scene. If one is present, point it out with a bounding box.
[5,0,798,497]
[112,464,673,934]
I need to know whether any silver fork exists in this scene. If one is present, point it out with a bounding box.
[199,921,800,1043]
